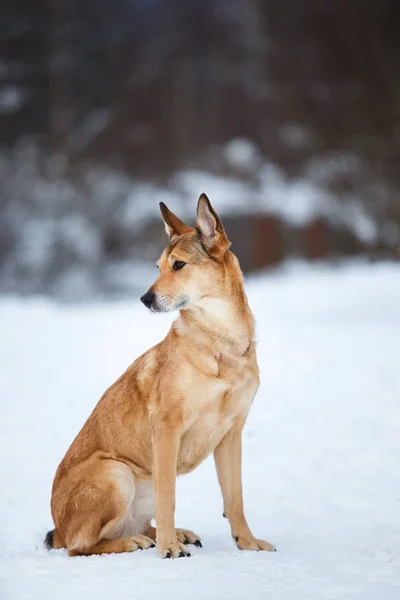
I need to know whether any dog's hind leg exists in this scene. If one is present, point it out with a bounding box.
[58,459,154,557]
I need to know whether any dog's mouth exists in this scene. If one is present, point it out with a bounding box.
[174,295,190,310]
[149,303,168,313]
[148,295,190,313]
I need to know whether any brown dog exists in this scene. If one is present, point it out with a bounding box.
[45,195,275,558]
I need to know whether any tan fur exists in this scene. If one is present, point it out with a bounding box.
[48,194,275,558]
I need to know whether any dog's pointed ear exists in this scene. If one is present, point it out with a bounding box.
[159,202,193,240]
[196,194,230,258]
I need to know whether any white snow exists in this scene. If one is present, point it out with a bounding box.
[0,85,28,114]
[279,124,311,149]
[123,166,379,243]
[224,138,261,170]
[0,261,400,600]
[58,214,102,264]
[16,219,57,272]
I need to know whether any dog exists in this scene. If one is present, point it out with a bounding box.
[45,194,275,558]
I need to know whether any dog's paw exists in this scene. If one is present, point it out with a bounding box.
[234,535,276,552]
[157,539,191,559]
[127,535,156,551]
[175,528,202,547]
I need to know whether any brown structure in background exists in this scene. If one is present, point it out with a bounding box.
[251,217,283,269]
[304,219,329,261]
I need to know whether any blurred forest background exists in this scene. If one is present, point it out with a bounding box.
[1,0,400,299]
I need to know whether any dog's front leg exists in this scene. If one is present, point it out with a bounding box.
[214,424,275,552]
[152,423,191,558]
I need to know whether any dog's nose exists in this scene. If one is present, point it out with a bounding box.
[140,291,155,309]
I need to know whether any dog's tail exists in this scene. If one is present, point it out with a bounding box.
[44,528,65,550]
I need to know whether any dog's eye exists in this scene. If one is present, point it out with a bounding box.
[173,261,186,271]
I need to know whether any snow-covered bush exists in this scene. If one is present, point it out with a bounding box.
[0,139,398,300]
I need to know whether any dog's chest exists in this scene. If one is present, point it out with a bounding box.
[177,353,259,475]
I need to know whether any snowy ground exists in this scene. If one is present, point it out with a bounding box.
[0,261,399,600]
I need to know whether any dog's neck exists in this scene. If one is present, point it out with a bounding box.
[173,280,255,357]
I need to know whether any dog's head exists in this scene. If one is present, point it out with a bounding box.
[141,194,239,313]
